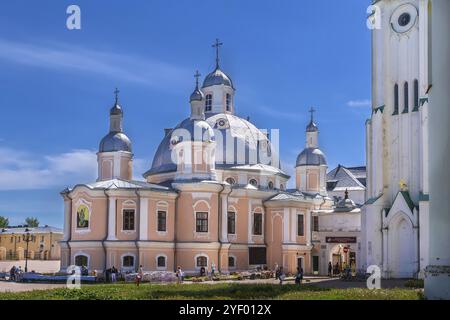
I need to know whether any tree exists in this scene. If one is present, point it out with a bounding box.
[25,217,39,227]
[0,216,8,228]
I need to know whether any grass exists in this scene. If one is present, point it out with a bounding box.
[0,283,423,300]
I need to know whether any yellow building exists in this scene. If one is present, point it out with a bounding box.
[0,226,63,261]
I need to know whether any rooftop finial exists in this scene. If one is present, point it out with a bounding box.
[114,87,120,104]
[309,106,316,122]
[212,38,223,69]
[194,70,201,88]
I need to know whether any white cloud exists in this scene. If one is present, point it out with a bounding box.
[347,99,371,107]
[0,38,191,90]
[0,147,97,190]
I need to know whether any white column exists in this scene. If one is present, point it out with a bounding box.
[247,199,253,243]
[221,195,228,242]
[425,0,450,299]
[306,210,312,245]
[382,228,388,277]
[139,197,148,241]
[107,197,117,240]
[62,198,71,241]
[113,153,121,178]
[283,208,289,243]
[290,209,296,243]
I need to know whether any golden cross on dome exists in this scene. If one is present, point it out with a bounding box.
[212,38,223,68]
[399,179,408,191]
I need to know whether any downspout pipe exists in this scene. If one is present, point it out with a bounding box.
[217,184,225,274]
[65,192,73,269]
[102,189,110,274]
[134,188,141,272]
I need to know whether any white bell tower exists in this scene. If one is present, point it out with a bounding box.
[363,0,430,279]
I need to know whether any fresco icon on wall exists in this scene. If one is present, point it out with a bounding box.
[77,205,89,229]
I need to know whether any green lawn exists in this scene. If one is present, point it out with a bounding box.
[0,283,423,300]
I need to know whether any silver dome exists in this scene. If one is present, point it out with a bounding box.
[146,113,280,176]
[190,87,204,102]
[99,132,132,153]
[296,148,327,167]
[110,103,122,115]
[306,120,318,132]
[202,67,234,89]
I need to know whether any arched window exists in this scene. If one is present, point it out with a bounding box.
[122,255,134,268]
[280,184,285,191]
[228,256,236,268]
[268,181,274,190]
[225,177,236,185]
[249,179,258,187]
[226,93,231,111]
[393,83,399,115]
[403,82,409,113]
[75,255,88,267]
[157,256,166,268]
[196,256,208,268]
[205,94,212,112]
[414,79,419,110]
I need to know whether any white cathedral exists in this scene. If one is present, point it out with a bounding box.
[363,0,431,279]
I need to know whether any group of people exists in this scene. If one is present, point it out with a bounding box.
[274,265,304,285]
[8,265,23,281]
[327,261,356,278]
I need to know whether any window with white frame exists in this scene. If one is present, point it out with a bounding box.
[226,93,231,111]
[157,211,167,232]
[227,211,236,234]
[196,256,208,267]
[228,256,236,268]
[123,209,135,231]
[196,212,208,233]
[253,213,263,235]
[157,256,166,268]
[249,179,258,187]
[225,177,236,185]
[123,255,134,268]
[205,94,212,112]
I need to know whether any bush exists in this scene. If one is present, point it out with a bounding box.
[404,279,424,288]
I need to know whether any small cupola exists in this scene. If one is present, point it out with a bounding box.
[201,39,235,114]
[190,70,205,120]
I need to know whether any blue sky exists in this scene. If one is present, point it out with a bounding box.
[0,0,372,227]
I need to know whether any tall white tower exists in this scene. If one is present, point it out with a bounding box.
[363,0,430,279]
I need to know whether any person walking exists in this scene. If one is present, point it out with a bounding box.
[111,266,117,283]
[328,262,333,277]
[176,266,184,284]
[295,267,301,285]
[9,266,16,281]
[135,265,144,287]
[278,267,285,285]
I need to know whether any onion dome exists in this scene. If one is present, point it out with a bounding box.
[296,148,327,167]
[99,88,132,153]
[202,67,234,89]
[99,132,132,152]
[190,70,205,102]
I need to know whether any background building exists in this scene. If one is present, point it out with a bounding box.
[0,226,63,261]
[327,165,366,206]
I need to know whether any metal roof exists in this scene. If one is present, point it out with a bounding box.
[0,226,63,235]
